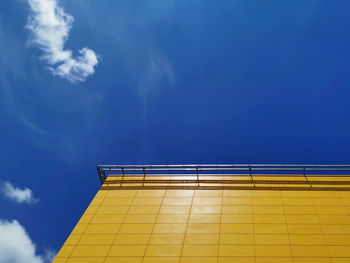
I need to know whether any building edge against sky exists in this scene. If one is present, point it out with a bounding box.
[53,164,350,262]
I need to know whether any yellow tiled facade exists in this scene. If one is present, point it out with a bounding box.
[54,182,350,263]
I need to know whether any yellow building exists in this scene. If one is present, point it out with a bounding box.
[53,164,350,263]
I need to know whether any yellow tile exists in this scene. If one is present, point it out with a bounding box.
[324,235,350,245]
[253,190,281,197]
[185,234,219,244]
[145,244,182,256]
[56,246,74,257]
[128,205,160,214]
[195,190,223,197]
[132,197,163,206]
[157,215,189,223]
[309,191,339,198]
[153,223,187,234]
[67,258,105,263]
[219,257,254,263]
[181,257,217,263]
[124,214,157,223]
[83,205,98,215]
[254,214,286,224]
[315,206,347,214]
[285,214,319,224]
[254,224,287,234]
[70,245,110,257]
[64,235,81,245]
[136,190,165,197]
[219,245,254,257]
[191,206,221,214]
[283,198,313,206]
[284,206,316,214]
[160,206,191,214]
[108,190,138,197]
[255,245,291,257]
[253,206,284,214]
[91,214,125,223]
[71,224,87,235]
[331,258,350,263]
[291,246,329,257]
[223,197,252,205]
[104,257,142,263]
[318,215,350,224]
[221,224,253,234]
[182,244,218,256]
[77,214,93,224]
[282,190,311,198]
[321,224,350,234]
[328,245,350,257]
[189,214,221,223]
[293,259,331,263]
[149,234,185,244]
[343,198,350,206]
[255,234,289,245]
[85,224,120,234]
[89,197,104,206]
[313,198,343,206]
[287,224,322,234]
[193,198,222,205]
[114,234,150,244]
[222,206,252,214]
[187,223,220,233]
[102,197,133,206]
[163,197,192,205]
[255,258,293,263]
[165,190,194,197]
[52,258,67,263]
[223,190,253,197]
[340,192,350,198]
[221,214,253,223]
[289,234,325,245]
[97,206,129,214]
[143,257,180,263]
[220,234,254,244]
[95,190,108,198]
[253,197,283,206]
[78,234,115,245]
[119,224,154,234]
[108,245,147,256]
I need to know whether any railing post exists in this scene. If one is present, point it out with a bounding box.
[303,166,312,188]
[121,167,125,187]
[102,170,106,181]
[143,167,146,187]
[97,166,104,185]
[249,165,255,188]
[196,167,199,187]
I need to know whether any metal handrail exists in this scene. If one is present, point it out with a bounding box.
[97,164,350,190]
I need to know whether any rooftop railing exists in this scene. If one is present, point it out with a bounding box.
[97,164,350,191]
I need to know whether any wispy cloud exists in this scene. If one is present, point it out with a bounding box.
[26,0,99,82]
[139,52,175,119]
[0,219,55,263]
[1,182,38,204]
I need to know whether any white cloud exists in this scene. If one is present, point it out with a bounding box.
[0,219,54,263]
[26,0,99,82]
[1,182,38,204]
[43,249,57,263]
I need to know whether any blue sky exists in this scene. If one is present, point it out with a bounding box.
[1,0,350,260]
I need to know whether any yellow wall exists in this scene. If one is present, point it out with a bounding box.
[53,187,350,263]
